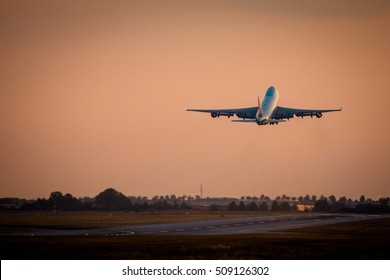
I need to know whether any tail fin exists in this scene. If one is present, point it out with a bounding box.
[256,96,262,118]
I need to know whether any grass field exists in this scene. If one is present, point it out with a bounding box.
[0,210,294,231]
[0,212,389,260]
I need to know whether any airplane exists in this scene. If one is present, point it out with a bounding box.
[186,86,342,125]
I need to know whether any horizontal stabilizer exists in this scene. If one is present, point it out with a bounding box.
[231,119,257,123]
[232,119,287,124]
[264,119,286,123]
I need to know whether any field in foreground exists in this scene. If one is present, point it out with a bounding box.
[0,211,282,231]
[1,217,389,259]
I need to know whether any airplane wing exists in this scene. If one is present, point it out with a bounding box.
[186,106,258,119]
[273,106,342,119]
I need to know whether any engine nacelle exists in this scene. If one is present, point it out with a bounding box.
[211,113,219,118]
[316,113,323,118]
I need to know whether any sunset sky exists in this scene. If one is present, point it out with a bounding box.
[1,0,389,199]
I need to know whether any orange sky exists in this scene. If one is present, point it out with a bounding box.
[1,0,389,199]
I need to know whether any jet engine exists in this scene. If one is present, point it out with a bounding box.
[316,113,323,118]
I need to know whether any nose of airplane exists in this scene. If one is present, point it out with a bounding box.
[266,86,276,96]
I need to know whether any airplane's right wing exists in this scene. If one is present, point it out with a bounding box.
[273,106,342,119]
[186,106,258,119]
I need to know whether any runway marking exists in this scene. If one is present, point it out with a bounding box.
[159,230,168,233]
[192,227,200,230]
[206,226,216,229]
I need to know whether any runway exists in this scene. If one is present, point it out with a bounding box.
[111,213,381,235]
[12,213,383,236]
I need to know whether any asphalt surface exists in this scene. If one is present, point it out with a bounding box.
[6,213,383,236]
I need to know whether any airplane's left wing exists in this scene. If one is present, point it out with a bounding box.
[186,106,258,119]
[273,106,342,119]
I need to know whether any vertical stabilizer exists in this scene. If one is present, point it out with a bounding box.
[257,96,263,119]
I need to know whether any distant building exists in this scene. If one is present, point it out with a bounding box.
[296,204,314,212]
[0,198,27,209]
[187,197,239,211]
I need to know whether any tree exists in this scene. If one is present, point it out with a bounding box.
[48,191,79,211]
[142,201,150,211]
[248,201,258,211]
[328,195,336,205]
[133,202,141,212]
[338,196,347,206]
[95,188,130,210]
[20,198,50,211]
[62,193,80,210]
[162,200,170,210]
[238,201,246,211]
[259,201,268,211]
[271,200,280,211]
[49,191,63,211]
[228,201,238,211]
[313,199,331,212]
[379,197,389,207]
[280,201,291,212]
[180,201,191,210]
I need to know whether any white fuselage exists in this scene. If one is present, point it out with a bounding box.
[257,86,279,123]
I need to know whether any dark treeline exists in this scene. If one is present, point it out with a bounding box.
[0,188,192,212]
[219,200,298,212]
[0,188,389,214]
